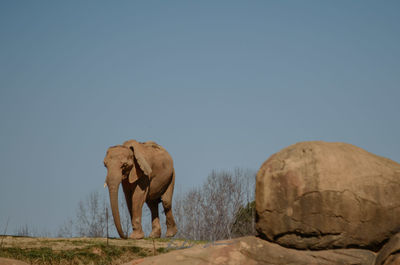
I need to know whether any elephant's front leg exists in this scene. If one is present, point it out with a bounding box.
[129,183,147,239]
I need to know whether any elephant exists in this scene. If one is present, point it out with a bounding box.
[103,139,177,239]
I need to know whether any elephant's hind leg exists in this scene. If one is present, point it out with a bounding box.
[147,200,161,238]
[161,170,177,237]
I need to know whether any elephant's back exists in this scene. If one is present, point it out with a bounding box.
[142,142,173,163]
[142,141,165,151]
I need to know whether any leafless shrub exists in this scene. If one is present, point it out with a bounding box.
[174,168,255,241]
[14,224,33,237]
[1,218,10,248]
[13,224,51,238]
[75,191,109,237]
[174,188,203,240]
[57,218,74,238]
[37,228,53,238]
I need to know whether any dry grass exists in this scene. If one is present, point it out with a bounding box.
[0,236,200,265]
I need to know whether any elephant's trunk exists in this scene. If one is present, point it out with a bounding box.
[108,182,127,239]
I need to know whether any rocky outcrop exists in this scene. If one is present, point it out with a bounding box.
[255,141,400,250]
[123,234,400,265]
[122,236,377,265]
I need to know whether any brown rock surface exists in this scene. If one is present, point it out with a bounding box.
[255,141,400,250]
[376,233,400,265]
[122,236,376,265]
[383,255,400,265]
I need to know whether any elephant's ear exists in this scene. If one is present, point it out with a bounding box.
[124,140,152,177]
[133,149,152,176]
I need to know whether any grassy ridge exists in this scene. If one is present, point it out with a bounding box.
[0,237,175,265]
[0,244,156,265]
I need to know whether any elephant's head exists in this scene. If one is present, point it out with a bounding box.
[103,141,152,239]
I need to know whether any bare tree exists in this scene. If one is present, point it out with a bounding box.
[1,218,10,248]
[14,224,33,237]
[174,168,256,241]
[201,170,244,240]
[75,191,109,237]
[174,188,203,240]
[37,228,53,238]
[57,218,74,238]
[14,224,52,238]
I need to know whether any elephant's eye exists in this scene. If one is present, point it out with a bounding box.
[122,163,128,168]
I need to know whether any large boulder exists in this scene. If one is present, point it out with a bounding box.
[256,141,400,250]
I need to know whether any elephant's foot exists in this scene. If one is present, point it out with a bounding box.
[149,229,161,238]
[166,226,177,237]
[129,230,144,240]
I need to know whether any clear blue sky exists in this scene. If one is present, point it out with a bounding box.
[1,1,399,235]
